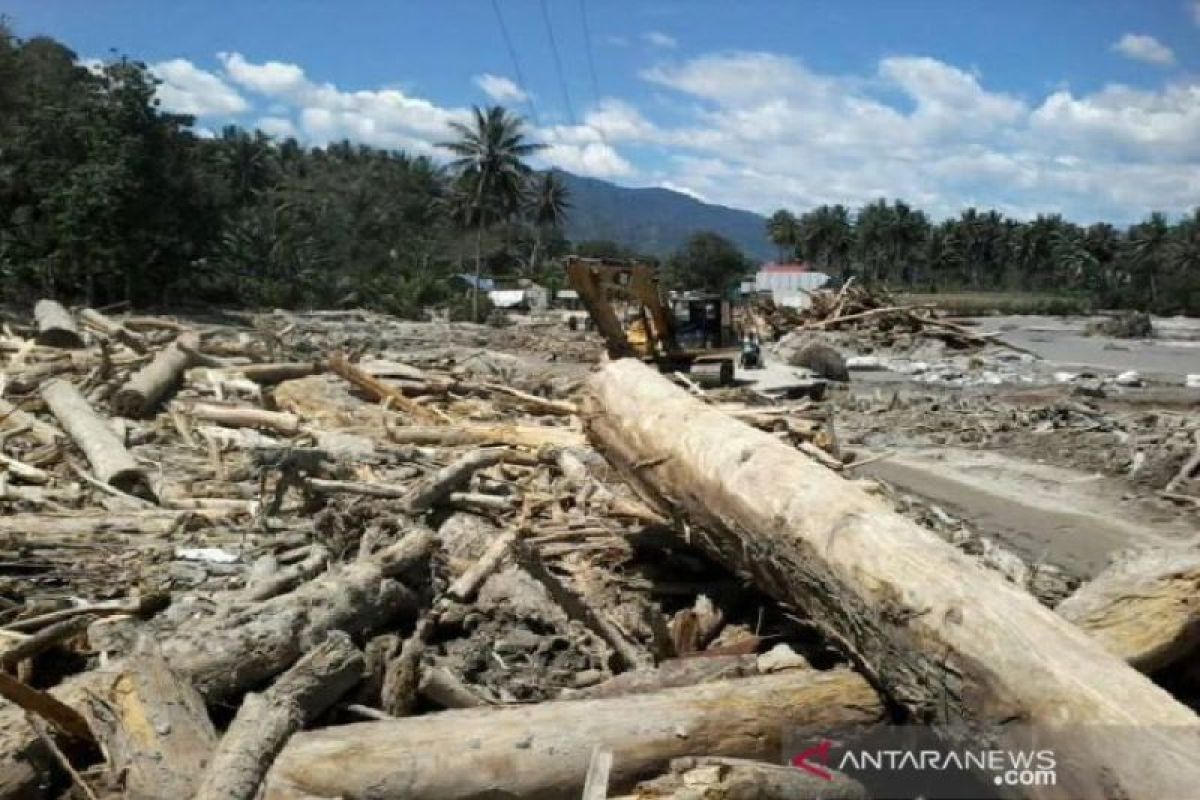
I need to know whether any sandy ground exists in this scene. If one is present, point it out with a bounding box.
[737,313,1198,578]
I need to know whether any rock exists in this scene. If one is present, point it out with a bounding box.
[791,344,849,382]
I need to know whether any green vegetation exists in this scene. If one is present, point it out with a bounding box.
[0,29,570,318]
[664,231,748,294]
[897,292,1093,317]
[768,201,1200,315]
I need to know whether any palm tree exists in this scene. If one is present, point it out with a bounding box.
[439,105,543,320]
[524,171,571,275]
[1128,212,1170,308]
[765,209,798,262]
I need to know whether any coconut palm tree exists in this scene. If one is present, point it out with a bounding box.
[524,171,571,275]
[765,209,798,262]
[439,105,543,320]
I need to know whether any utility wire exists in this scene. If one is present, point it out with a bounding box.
[539,0,577,126]
[490,0,541,126]
[579,0,601,102]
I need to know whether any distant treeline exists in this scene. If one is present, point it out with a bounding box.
[0,28,578,316]
[766,198,1200,314]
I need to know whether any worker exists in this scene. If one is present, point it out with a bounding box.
[740,334,762,369]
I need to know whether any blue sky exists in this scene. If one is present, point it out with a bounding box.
[5,0,1199,222]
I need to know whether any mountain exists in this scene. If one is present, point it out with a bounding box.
[555,171,773,262]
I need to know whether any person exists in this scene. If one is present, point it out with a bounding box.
[740,334,762,369]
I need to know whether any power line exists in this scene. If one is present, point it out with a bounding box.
[539,0,577,126]
[490,0,540,126]
[579,0,601,103]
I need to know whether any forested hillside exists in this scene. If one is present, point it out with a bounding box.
[556,171,772,261]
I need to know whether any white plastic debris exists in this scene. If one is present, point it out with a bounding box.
[846,355,886,371]
[175,547,239,564]
[1053,372,1077,383]
[1186,374,1200,388]
[1114,370,1142,387]
[755,643,811,673]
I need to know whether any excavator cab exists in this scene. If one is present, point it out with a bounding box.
[564,256,736,386]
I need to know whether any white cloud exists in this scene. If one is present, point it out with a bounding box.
[473,73,528,103]
[1112,33,1176,66]
[151,59,248,116]
[256,115,299,139]
[216,52,465,150]
[634,50,1200,221]
[659,181,707,201]
[643,31,677,49]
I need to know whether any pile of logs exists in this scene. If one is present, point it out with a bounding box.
[0,299,1198,799]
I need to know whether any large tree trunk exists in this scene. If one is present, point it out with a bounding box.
[113,332,197,417]
[1057,546,1200,673]
[33,299,83,349]
[40,379,151,497]
[263,669,881,800]
[582,358,1200,800]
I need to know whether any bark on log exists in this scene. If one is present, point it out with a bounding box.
[386,422,584,450]
[1057,546,1200,673]
[402,448,508,514]
[33,300,83,348]
[583,358,1200,800]
[82,636,217,800]
[263,669,881,800]
[193,632,363,800]
[183,403,301,436]
[0,531,430,800]
[113,332,197,417]
[623,756,867,800]
[79,307,147,353]
[40,379,151,497]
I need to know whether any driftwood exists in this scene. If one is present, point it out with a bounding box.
[237,361,322,385]
[402,448,509,514]
[327,351,441,423]
[0,397,62,445]
[33,300,84,348]
[193,632,363,800]
[583,358,1200,800]
[0,531,431,799]
[623,756,867,800]
[183,402,301,435]
[386,422,583,449]
[0,671,93,741]
[113,331,197,417]
[263,669,881,800]
[40,379,151,497]
[82,636,217,800]
[79,307,147,353]
[1058,546,1200,672]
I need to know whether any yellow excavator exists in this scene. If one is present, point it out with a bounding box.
[564,256,738,387]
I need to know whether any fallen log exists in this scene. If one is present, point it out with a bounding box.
[82,636,217,800]
[1057,545,1200,673]
[386,422,583,450]
[327,351,441,423]
[183,402,301,436]
[33,300,83,348]
[40,379,151,497]
[0,531,431,799]
[79,307,147,353]
[583,358,1200,800]
[263,668,881,800]
[113,331,197,417]
[622,756,867,800]
[193,632,363,800]
[402,448,508,514]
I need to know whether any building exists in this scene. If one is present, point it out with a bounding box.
[753,262,831,309]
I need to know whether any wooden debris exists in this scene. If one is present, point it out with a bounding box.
[40,378,152,497]
[113,331,197,416]
[584,358,1200,799]
[263,670,881,800]
[33,299,84,348]
[1058,545,1200,672]
[193,631,363,800]
[622,756,867,800]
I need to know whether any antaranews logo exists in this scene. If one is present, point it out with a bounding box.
[784,727,1060,799]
